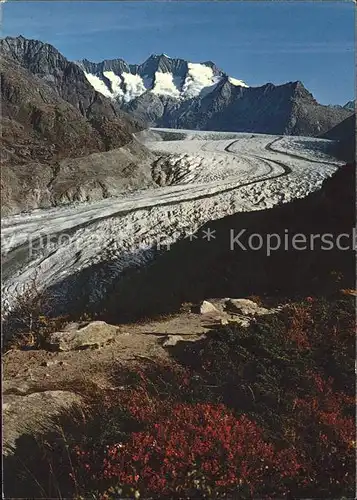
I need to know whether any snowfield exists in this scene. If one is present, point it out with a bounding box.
[1,132,344,313]
[83,60,248,103]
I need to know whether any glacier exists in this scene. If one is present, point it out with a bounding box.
[1,132,344,314]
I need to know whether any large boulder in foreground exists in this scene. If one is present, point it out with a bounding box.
[225,298,270,316]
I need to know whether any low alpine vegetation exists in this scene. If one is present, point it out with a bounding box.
[3,295,355,499]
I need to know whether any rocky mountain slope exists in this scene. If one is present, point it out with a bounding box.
[0,37,155,215]
[0,36,145,142]
[78,54,352,135]
[322,113,355,162]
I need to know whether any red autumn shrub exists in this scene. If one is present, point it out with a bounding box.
[75,403,301,499]
[291,371,355,497]
[285,303,313,350]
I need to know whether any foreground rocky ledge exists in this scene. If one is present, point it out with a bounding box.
[3,297,278,454]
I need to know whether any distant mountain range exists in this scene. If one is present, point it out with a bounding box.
[78,53,352,136]
[1,36,352,138]
[77,54,248,103]
[323,113,355,162]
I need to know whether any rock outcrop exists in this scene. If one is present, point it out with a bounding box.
[47,321,119,351]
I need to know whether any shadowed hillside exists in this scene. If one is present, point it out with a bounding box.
[323,113,355,162]
[100,162,355,322]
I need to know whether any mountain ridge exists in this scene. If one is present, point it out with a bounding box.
[1,36,352,137]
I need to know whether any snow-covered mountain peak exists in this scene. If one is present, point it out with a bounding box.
[78,54,248,103]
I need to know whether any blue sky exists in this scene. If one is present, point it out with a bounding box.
[2,1,355,105]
